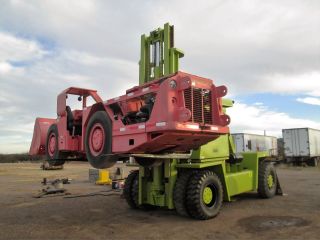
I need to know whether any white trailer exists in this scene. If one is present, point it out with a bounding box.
[232,133,278,158]
[282,128,320,165]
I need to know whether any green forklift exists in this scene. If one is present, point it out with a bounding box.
[124,23,282,220]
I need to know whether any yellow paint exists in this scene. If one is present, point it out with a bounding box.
[95,170,112,185]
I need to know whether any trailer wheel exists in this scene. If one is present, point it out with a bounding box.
[46,124,66,166]
[85,111,117,169]
[173,170,194,217]
[186,170,223,220]
[258,161,277,198]
[124,170,139,209]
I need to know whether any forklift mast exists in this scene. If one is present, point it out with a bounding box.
[139,23,184,85]
[139,23,233,112]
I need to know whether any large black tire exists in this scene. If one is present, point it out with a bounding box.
[173,170,194,217]
[124,170,139,209]
[258,161,277,198]
[186,170,223,220]
[124,170,156,210]
[85,111,117,169]
[46,124,66,166]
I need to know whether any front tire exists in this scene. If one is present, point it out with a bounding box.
[46,124,66,166]
[258,161,277,198]
[186,170,223,220]
[85,111,117,169]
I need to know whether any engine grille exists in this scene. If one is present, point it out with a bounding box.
[184,87,213,124]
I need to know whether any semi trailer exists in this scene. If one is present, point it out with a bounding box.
[283,128,320,166]
[232,133,278,157]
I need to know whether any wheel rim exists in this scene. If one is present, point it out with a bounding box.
[267,174,274,188]
[202,185,217,207]
[203,187,213,205]
[48,133,56,157]
[89,123,105,156]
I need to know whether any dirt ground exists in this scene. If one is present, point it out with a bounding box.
[0,162,319,240]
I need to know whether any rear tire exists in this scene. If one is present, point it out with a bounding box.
[124,170,139,209]
[186,170,223,220]
[258,161,277,198]
[85,111,117,169]
[46,124,66,166]
[124,170,156,210]
[173,170,194,217]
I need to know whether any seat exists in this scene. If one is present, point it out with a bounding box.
[66,106,74,135]
[136,96,154,120]
[66,106,82,136]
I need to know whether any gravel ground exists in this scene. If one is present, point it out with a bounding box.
[0,162,319,240]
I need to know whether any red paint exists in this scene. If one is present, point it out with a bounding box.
[88,123,105,156]
[29,118,56,155]
[48,132,56,157]
[30,72,230,157]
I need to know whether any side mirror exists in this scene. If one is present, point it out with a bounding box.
[78,96,82,101]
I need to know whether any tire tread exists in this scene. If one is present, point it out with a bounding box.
[173,170,194,217]
[186,170,223,220]
[124,170,139,209]
[258,161,277,198]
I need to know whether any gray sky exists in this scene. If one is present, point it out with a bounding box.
[0,0,319,153]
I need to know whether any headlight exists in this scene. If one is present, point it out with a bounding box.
[169,80,177,89]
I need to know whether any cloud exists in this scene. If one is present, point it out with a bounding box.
[0,34,138,153]
[260,71,320,96]
[228,102,320,137]
[253,102,263,106]
[307,91,320,97]
[0,31,46,62]
[0,62,13,74]
[296,97,320,106]
[1,1,319,75]
[171,1,320,96]
[0,31,46,77]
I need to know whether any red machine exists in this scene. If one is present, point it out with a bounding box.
[30,71,230,168]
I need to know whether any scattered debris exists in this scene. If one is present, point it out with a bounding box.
[34,178,72,198]
[41,178,71,185]
[40,161,63,170]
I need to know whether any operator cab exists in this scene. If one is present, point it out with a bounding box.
[65,96,83,136]
[57,87,103,137]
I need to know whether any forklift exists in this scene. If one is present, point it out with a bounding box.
[29,23,281,220]
[123,23,281,220]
